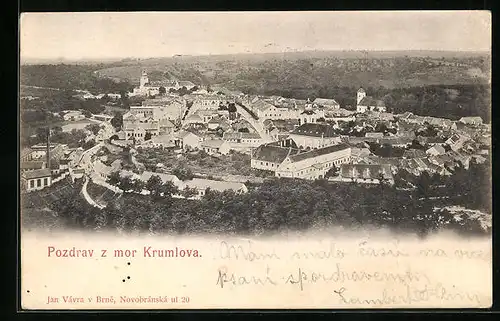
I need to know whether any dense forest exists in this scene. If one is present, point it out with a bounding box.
[22,160,491,237]
[20,64,134,94]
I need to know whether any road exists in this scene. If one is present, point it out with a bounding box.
[81,176,105,209]
[234,103,273,143]
[78,142,104,171]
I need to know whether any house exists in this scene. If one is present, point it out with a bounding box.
[173,130,202,150]
[119,170,141,181]
[459,116,483,126]
[251,100,298,120]
[426,145,446,157]
[191,96,229,110]
[132,71,178,96]
[312,98,340,110]
[63,111,85,121]
[207,116,230,131]
[21,161,45,172]
[91,114,114,122]
[338,164,394,185]
[377,137,413,148]
[21,148,34,162]
[251,144,300,171]
[275,144,352,180]
[298,109,325,125]
[417,136,446,146]
[288,123,341,149]
[148,134,176,149]
[122,113,156,141]
[93,160,121,181]
[200,139,230,155]
[365,132,384,139]
[403,149,427,159]
[178,81,196,90]
[184,114,204,125]
[30,143,66,161]
[107,93,122,100]
[356,88,387,113]
[181,178,248,198]
[71,167,85,180]
[223,132,262,147]
[21,168,52,192]
[140,171,183,189]
[446,134,469,152]
[350,148,371,163]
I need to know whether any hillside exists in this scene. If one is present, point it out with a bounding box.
[94,51,490,90]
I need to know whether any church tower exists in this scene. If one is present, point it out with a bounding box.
[140,70,149,88]
[356,88,366,105]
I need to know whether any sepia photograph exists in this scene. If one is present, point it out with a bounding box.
[20,11,491,309]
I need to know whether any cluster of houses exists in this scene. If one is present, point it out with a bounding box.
[132,70,197,96]
[20,142,87,192]
[22,69,490,196]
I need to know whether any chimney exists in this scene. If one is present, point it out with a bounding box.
[46,127,51,170]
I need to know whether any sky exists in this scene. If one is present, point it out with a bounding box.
[20,11,491,60]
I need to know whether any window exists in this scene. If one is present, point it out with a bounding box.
[30,180,34,188]
[44,178,48,186]
[37,179,41,187]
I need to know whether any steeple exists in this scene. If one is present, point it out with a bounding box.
[140,70,149,88]
[356,87,366,105]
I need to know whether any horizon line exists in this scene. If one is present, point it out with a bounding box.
[21,49,491,62]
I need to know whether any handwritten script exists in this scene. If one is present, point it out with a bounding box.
[212,237,491,308]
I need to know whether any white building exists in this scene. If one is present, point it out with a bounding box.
[22,168,52,192]
[312,98,340,110]
[356,88,387,113]
[181,178,248,198]
[63,111,85,121]
[288,123,341,150]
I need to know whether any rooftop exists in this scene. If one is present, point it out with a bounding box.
[140,171,182,186]
[182,178,247,193]
[22,168,51,180]
[290,123,338,138]
[358,96,386,107]
[313,98,340,106]
[252,145,297,163]
[340,164,392,180]
[289,143,350,163]
[201,139,226,149]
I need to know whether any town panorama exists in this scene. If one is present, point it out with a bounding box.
[20,51,491,237]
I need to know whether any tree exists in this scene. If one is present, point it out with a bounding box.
[227,103,237,113]
[146,175,163,196]
[238,127,250,133]
[130,179,145,193]
[159,87,166,95]
[172,167,194,181]
[324,164,339,178]
[85,124,101,135]
[107,171,121,186]
[160,181,179,198]
[182,186,198,199]
[144,132,152,141]
[118,176,134,193]
[111,113,123,130]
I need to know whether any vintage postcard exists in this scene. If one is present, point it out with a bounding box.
[19,11,492,309]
